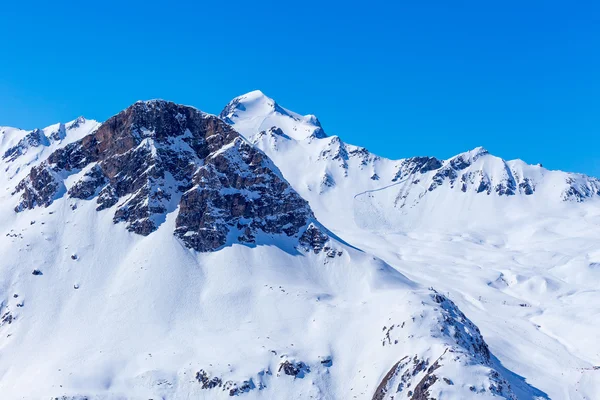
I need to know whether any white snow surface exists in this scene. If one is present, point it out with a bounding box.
[0,94,596,399]
[222,90,600,400]
[0,178,530,400]
[1,117,100,186]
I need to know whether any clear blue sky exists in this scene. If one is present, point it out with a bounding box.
[1,1,598,176]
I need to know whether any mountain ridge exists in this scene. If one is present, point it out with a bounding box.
[0,97,548,399]
[0,94,597,399]
[220,90,600,235]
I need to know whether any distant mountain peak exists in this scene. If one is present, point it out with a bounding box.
[221,90,326,141]
[219,92,600,231]
[1,117,99,164]
[462,145,489,158]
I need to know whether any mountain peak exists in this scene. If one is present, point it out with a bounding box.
[221,90,281,122]
[12,99,314,251]
[221,91,326,141]
[135,98,171,105]
[453,146,489,161]
[239,89,270,101]
[469,145,489,156]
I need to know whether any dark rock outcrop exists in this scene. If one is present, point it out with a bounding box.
[196,369,222,389]
[393,157,443,182]
[13,165,62,211]
[278,360,310,378]
[196,368,264,397]
[13,100,314,251]
[174,136,312,251]
[3,129,50,162]
[298,223,329,254]
[371,291,519,400]
[563,176,600,202]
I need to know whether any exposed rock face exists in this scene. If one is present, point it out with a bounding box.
[174,136,312,251]
[372,291,517,400]
[194,360,313,397]
[196,369,222,389]
[13,100,314,250]
[318,136,378,173]
[13,165,62,211]
[426,148,537,197]
[430,292,490,362]
[67,165,107,200]
[298,223,329,254]
[2,117,89,163]
[392,157,443,182]
[3,129,50,162]
[278,360,310,378]
[563,176,600,202]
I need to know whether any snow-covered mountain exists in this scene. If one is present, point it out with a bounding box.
[1,117,100,185]
[0,100,551,399]
[221,90,600,399]
[221,90,600,233]
[0,93,597,399]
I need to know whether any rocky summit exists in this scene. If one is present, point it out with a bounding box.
[0,94,597,400]
[12,100,313,251]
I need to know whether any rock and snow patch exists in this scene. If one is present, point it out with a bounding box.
[11,100,315,250]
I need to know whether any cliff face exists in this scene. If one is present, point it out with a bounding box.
[13,100,313,250]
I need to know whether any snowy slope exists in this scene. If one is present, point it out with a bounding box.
[222,91,600,399]
[0,196,536,400]
[0,101,544,399]
[1,117,100,187]
[221,91,600,232]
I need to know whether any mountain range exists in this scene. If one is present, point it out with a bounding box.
[0,91,598,399]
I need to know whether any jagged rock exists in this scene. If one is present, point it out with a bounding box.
[298,223,329,254]
[49,123,67,142]
[319,173,335,192]
[320,356,333,367]
[196,369,222,389]
[68,165,107,200]
[393,157,442,182]
[31,269,43,276]
[426,149,525,198]
[431,292,490,362]
[372,359,404,400]
[372,291,518,400]
[320,137,349,170]
[310,126,327,139]
[96,185,119,211]
[1,311,13,326]
[174,137,312,251]
[196,369,259,396]
[429,167,459,191]
[518,178,535,195]
[410,371,438,400]
[13,100,314,250]
[349,147,372,167]
[495,171,517,196]
[3,129,50,162]
[278,360,309,378]
[224,379,255,396]
[563,176,600,202]
[13,165,61,211]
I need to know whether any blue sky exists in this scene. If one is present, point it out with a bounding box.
[1,1,598,176]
